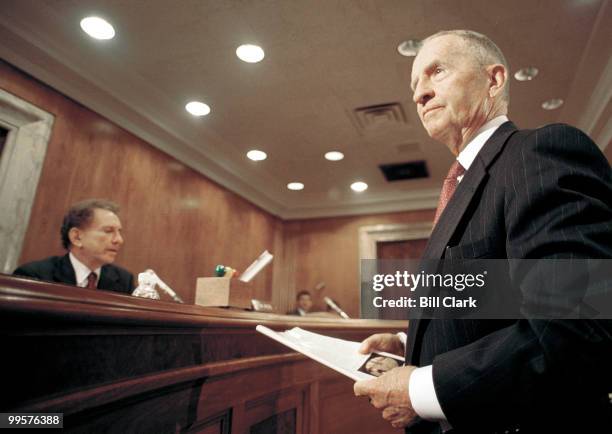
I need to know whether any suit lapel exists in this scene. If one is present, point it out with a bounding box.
[420,160,488,260]
[98,265,119,290]
[53,254,122,291]
[53,254,77,285]
[421,122,518,260]
[406,122,518,365]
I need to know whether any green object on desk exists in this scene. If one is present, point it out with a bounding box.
[215,265,226,277]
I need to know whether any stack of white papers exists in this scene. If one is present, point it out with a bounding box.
[256,325,404,381]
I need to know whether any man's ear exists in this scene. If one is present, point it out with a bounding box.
[486,64,507,98]
[68,227,82,248]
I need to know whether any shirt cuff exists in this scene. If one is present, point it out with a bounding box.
[408,365,447,422]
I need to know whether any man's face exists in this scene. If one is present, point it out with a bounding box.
[411,35,491,153]
[70,208,124,269]
[297,294,313,312]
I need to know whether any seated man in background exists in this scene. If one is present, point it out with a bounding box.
[287,290,313,316]
[14,199,134,294]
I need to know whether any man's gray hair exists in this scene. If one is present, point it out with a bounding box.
[422,30,510,103]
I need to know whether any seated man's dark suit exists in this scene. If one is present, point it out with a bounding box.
[406,122,612,433]
[13,254,134,295]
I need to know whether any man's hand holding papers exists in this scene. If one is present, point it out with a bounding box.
[353,365,419,429]
[354,331,420,429]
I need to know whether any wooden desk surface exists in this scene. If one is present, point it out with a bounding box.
[0,274,406,330]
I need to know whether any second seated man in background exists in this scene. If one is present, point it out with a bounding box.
[287,290,313,316]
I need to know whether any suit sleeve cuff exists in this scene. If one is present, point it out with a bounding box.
[408,365,447,422]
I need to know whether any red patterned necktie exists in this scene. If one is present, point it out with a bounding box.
[86,272,97,289]
[433,160,466,227]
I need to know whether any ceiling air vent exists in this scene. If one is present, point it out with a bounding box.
[379,160,429,182]
[352,102,408,132]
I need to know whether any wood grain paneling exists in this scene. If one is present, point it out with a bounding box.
[0,277,405,434]
[0,60,280,304]
[284,209,434,317]
[184,410,231,434]
[1,59,434,317]
[319,377,397,434]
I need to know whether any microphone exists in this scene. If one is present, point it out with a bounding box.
[156,274,184,304]
[132,269,184,304]
[324,296,350,319]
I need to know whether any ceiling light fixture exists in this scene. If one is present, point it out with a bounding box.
[185,101,211,116]
[541,98,564,110]
[350,181,368,192]
[236,44,265,63]
[80,16,115,40]
[287,182,304,191]
[397,39,421,57]
[247,150,267,161]
[325,151,344,161]
[514,67,539,81]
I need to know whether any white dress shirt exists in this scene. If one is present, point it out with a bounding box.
[69,252,101,288]
[408,115,510,423]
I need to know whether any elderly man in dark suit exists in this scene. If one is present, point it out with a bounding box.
[354,30,612,433]
[14,199,134,294]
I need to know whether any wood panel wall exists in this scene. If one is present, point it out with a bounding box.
[1,276,406,434]
[284,209,434,318]
[0,60,282,304]
[1,59,435,315]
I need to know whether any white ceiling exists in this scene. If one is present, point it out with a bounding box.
[1,0,610,219]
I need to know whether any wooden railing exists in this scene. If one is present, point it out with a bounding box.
[0,274,406,433]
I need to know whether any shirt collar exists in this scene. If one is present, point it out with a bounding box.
[69,252,101,287]
[456,115,509,171]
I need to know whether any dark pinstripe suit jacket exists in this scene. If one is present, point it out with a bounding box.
[406,122,612,434]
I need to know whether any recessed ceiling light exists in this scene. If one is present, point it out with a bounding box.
[247,150,267,161]
[397,39,421,57]
[185,101,211,117]
[514,67,539,81]
[350,181,368,192]
[325,151,344,161]
[287,182,304,191]
[80,16,115,40]
[236,44,265,63]
[541,98,564,110]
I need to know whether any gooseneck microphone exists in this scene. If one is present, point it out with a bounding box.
[324,296,350,319]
